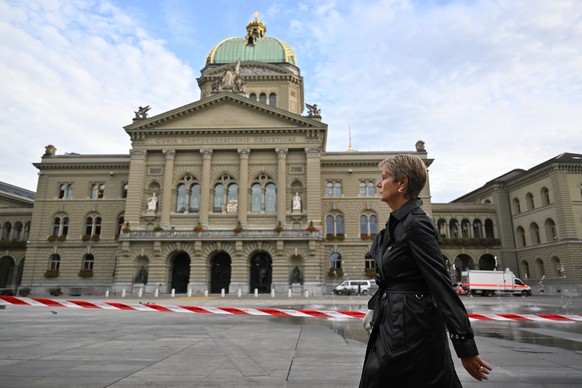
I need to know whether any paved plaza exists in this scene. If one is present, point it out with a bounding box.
[1,294,581,387]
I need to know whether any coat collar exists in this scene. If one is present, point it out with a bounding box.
[390,198,423,222]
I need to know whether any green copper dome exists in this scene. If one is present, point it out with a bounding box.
[205,13,297,66]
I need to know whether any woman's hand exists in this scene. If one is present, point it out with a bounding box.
[461,355,492,381]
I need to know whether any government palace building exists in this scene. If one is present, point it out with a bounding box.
[1,16,581,297]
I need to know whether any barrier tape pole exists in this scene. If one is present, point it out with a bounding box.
[1,296,581,322]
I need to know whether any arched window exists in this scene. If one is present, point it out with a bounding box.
[359,181,375,197]
[226,183,238,213]
[249,93,257,101]
[535,258,545,278]
[551,256,564,277]
[49,254,60,270]
[116,215,125,236]
[335,182,342,197]
[359,182,366,196]
[367,182,375,196]
[52,216,69,237]
[330,252,342,269]
[526,192,534,210]
[326,182,333,197]
[176,184,187,213]
[516,226,526,247]
[461,219,471,238]
[1,222,11,240]
[449,219,459,238]
[360,214,378,237]
[512,198,521,215]
[82,254,94,271]
[59,183,73,199]
[520,260,530,280]
[437,219,448,238]
[269,93,276,106]
[213,183,225,212]
[190,184,201,212]
[326,214,344,237]
[90,183,105,199]
[530,222,540,244]
[85,216,102,236]
[473,219,483,238]
[324,181,342,197]
[259,93,267,104]
[545,218,557,241]
[541,187,550,206]
[484,219,494,238]
[250,177,276,213]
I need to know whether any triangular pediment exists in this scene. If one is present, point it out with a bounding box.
[124,92,324,133]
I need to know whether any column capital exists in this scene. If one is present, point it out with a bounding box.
[276,148,288,159]
[200,148,213,159]
[130,150,147,160]
[238,148,251,159]
[163,150,176,160]
[305,147,321,158]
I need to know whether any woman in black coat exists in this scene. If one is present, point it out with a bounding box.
[359,154,492,387]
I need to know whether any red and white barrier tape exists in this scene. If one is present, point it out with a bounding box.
[1,296,581,322]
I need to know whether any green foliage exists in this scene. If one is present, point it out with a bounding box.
[48,287,62,296]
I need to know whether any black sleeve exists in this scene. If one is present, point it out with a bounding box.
[406,212,479,358]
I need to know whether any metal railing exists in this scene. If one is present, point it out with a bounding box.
[119,229,320,241]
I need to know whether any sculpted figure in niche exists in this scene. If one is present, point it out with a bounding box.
[135,266,148,284]
[290,266,303,285]
[292,193,302,211]
[147,193,158,211]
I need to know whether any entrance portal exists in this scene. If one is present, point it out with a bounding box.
[171,252,190,293]
[250,252,272,293]
[210,252,231,294]
[0,256,15,288]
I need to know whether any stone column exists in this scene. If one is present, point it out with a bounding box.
[160,150,175,226]
[276,148,288,225]
[199,148,213,227]
[238,148,250,226]
[305,147,322,227]
[125,150,147,228]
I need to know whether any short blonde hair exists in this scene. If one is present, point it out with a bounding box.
[378,154,427,199]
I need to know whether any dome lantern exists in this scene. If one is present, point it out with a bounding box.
[246,11,266,45]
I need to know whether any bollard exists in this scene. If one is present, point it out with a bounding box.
[171,289,175,298]
[271,289,275,298]
[154,288,159,297]
[304,290,309,298]
[105,290,110,298]
[221,288,225,298]
[187,288,192,297]
[288,288,292,298]
[138,288,143,298]
[204,289,208,297]
[237,288,242,298]
[254,288,258,297]
[121,289,126,298]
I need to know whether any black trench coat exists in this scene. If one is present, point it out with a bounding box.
[359,199,478,388]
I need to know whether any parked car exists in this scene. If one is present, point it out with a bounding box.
[452,283,468,295]
[333,280,372,295]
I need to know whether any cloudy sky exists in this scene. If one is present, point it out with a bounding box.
[1,0,581,202]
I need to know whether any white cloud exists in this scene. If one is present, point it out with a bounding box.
[0,0,196,191]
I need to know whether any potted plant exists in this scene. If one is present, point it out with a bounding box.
[44,269,59,278]
[274,222,284,233]
[193,224,204,233]
[121,222,131,233]
[47,235,57,242]
[78,269,94,278]
[153,226,163,232]
[81,234,91,242]
[57,234,67,242]
[18,287,31,297]
[306,221,318,233]
[233,222,243,234]
[48,287,62,296]
[90,234,100,242]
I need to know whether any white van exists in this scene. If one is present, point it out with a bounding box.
[333,280,372,295]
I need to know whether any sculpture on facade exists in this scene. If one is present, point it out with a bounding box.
[292,192,302,211]
[147,193,158,211]
[214,61,245,93]
[415,140,426,152]
[134,105,151,119]
[290,266,303,285]
[305,103,321,116]
[135,265,148,284]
